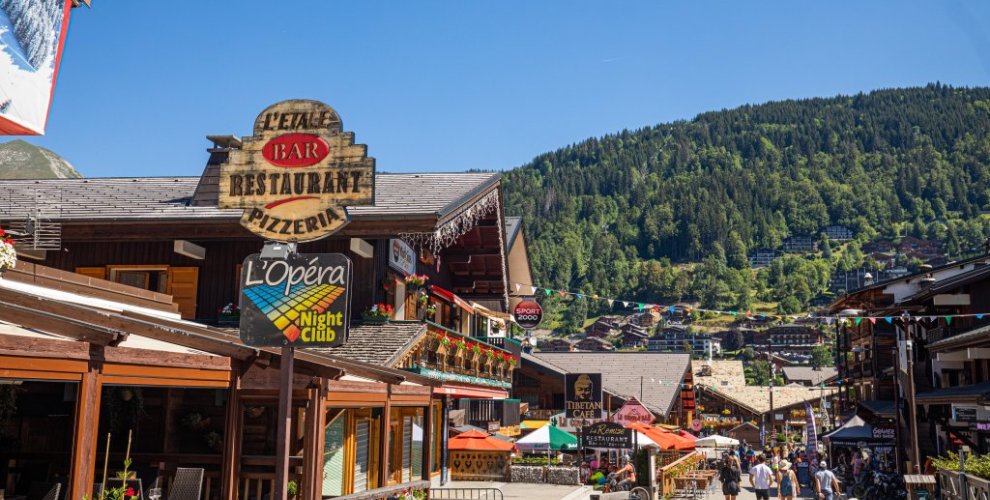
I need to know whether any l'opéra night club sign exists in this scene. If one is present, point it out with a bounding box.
[583,421,633,449]
[565,373,603,419]
[219,100,375,242]
[239,252,352,347]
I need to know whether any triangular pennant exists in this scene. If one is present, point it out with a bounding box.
[731,311,738,317]
[638,303,644,311]
[576,294,584,299]
[544,288,552,296]
[825,317,834,325]
[558,290,566,297]
[668,306,676,314]
[868,317,876,325]
[623,301,630,308]
[946,316,953,325]
[978,314,985,320]
[885,317,893,324]
[530,286,538,295]
[608,299,614,307]
[653,305,661,312]
[515,283,522,292]
[928,316,936,323]
[854,317,862,326]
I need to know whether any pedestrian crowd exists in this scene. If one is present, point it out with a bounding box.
[717,441,842,500]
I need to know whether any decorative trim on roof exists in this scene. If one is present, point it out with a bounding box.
[400,188,500,255]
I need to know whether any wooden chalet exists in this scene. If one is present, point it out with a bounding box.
[0,146,527,499]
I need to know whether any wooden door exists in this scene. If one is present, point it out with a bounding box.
[166,267,199,319]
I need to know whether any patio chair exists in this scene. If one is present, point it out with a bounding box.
[27,481,61,500]
[167,468,203,500]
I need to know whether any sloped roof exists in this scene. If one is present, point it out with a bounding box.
[504,216,522,247]
[695,360,830,414]
[524,352,691,417]
[781,366,837,385]
[0,173,500,222]
[900,263,990,304]
[309,321,427,367]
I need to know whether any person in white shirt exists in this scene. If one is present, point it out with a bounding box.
[749,454,774,500]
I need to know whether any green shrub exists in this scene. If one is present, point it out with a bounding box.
[931,452,990,480]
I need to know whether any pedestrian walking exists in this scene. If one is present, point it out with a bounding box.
[749,454,774,500]
[814,460,842,500]
[719,452,742,500]
[776,460,799,500]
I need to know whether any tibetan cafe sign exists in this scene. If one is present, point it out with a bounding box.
[219,100,375,242]
[239,253,352,347]
[583,422,633,449]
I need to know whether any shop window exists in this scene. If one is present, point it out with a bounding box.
[354,417,371,492]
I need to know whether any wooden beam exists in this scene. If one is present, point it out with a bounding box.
[220,369,242,500]
[302,380,326,500]
[0,298,121,345]
[69,346,103,500]
[379,386,392,488]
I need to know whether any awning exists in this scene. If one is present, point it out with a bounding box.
[434,382,508,399]
[471,302,512,322]
[521,420,549,430]
[447,430,517,452]
[915,380,990,405]
[431,285,475,314]
[626,422,695,451]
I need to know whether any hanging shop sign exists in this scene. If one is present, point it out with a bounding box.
[513,299,543,329]
[389,238,417,275]
[953,405,978,423]
[583,421,632,449]
[872,426,895,440]
[219,100,375,242]
[238,252,352,347]
[565,373,602,419]
[0,0,73,135]
[613,397,655,427]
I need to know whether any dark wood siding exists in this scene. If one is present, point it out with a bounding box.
[40,237,381,323]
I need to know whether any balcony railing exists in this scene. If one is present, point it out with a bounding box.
[474,336,523,357]
[400,323,518,387]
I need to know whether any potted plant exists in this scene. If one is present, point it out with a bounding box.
[0,228,15,275]
[425,304,437,319]
[362,303,393,324]
[404,273,428,290]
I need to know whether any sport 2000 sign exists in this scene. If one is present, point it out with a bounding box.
[513,299,543,329]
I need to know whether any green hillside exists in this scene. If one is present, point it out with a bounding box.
[0,140,82,179]
[503,84,990,329]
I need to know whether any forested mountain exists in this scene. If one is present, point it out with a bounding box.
[503,85,990,326]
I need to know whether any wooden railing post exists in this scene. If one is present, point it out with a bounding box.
[69,345,103,500]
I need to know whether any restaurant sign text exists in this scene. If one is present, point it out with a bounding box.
[583,421,632,449]
[219,100,375,242]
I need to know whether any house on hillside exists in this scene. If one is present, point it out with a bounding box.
[782,366,837,387]
[749,249,778,268]
[822,225,854,241]
[629,310,661,328]
[575,336,615,352]
[539,338,576,352]
[621,328,649,349]
[782,236,818,253]
[752,324,825,352]
[584,316,621,338]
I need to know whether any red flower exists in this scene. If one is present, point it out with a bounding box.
[126,487,136,497]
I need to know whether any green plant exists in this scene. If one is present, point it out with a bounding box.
[287,480,298,497]
[932,452,990,480]
[103,387,145,435]
[512,456,561,466]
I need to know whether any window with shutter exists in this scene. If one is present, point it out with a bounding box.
[166,267,199,319]
[402,416,413,482]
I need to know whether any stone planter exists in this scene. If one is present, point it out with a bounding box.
[509,465,580,485]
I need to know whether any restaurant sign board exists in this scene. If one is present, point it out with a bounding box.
[613,397,654,427]
[239,252,352,347]
[389,238,417,275]
[565,373,602,419]
[219,100,375,242]
[583,421,632,449]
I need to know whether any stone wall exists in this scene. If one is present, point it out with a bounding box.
[509,465,580,485]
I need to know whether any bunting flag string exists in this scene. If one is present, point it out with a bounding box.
[511,281,990,325]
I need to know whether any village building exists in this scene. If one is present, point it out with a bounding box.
[583,316,620,338]
[620,328,649,349]
[749,248,778,268]
[693,361,834,440]
[0,123,530,498]
[574,336,615,352]
[781,366,837,387]
[751,324,825,352]
[537,338,576,352]
[822,225,854,241]
[647,327,719,357]
[628,310,661,328]
[781,235,818,253]
[828,253,990,464]
[514,352,694,427]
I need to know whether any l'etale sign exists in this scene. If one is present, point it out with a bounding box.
[219,100,376,242]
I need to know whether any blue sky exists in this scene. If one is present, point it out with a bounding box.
[19,1,990,177]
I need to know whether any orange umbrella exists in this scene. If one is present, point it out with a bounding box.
[448,430,517,452]
[627,422,695,451]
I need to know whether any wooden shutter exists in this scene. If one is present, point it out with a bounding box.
[166,267,199,319]
[75,267,107,280]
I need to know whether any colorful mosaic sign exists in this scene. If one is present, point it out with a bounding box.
[239,252,352,347]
